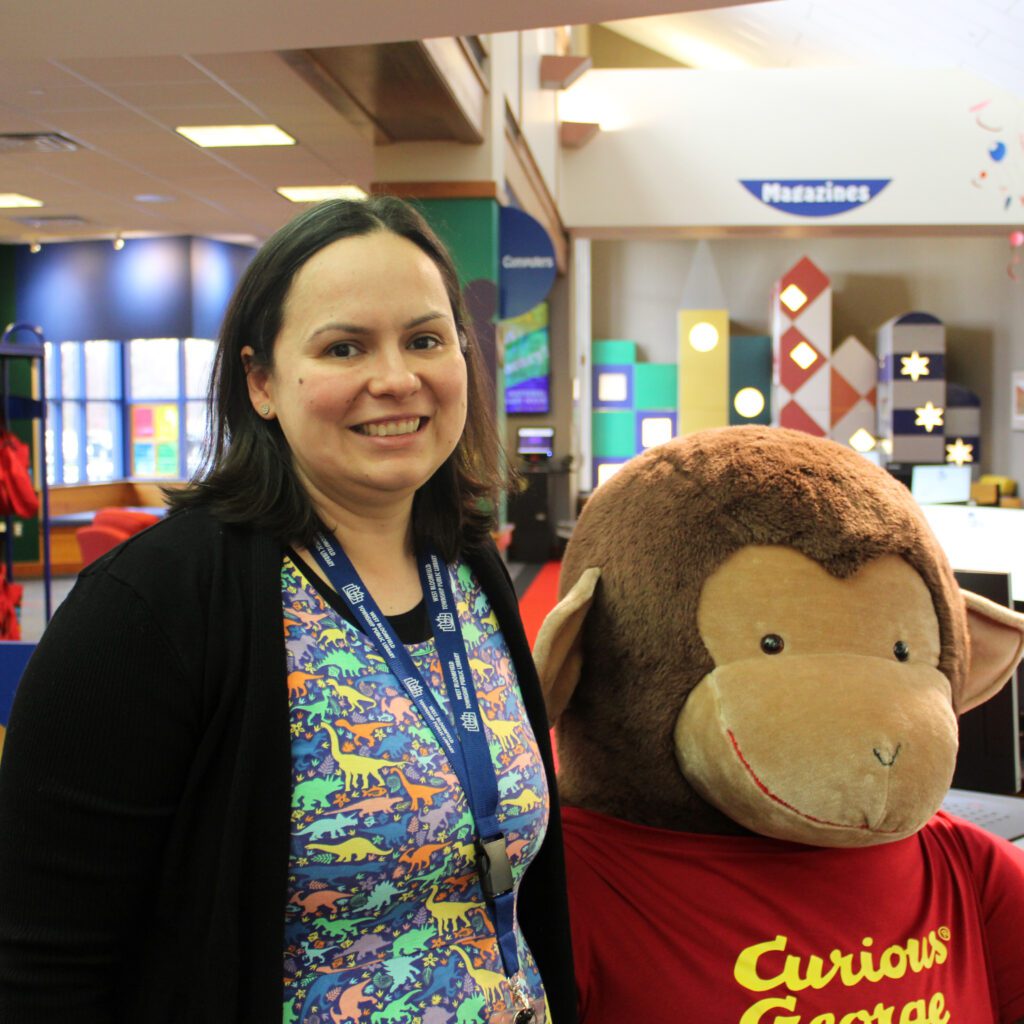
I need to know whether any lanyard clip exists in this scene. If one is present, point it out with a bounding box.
[476,834,514,899]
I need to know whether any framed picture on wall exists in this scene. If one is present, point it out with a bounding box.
[1014,372,1024,431]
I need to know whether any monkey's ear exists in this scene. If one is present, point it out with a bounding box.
[957,590,1024,713]
[533,567,601,725]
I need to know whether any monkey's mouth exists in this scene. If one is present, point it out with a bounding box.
[726,729,901,834]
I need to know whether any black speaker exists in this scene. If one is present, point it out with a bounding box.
[508,472,553,563]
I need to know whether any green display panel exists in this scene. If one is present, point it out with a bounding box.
[593,339,638,365]
[728,335,772,426]
[413,198,508,523]
[414,198,499,287]
[592,410,637,458]
[634,363,678,411]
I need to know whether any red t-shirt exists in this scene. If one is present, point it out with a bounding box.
[563,806,1024,1023]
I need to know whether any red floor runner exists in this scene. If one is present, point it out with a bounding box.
[517,561,562,650]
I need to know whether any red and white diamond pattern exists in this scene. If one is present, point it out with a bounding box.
[830,335,877,446]
[772,257,832,436]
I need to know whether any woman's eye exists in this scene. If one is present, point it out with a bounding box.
[409,334,441,351]
[326,342,358,358]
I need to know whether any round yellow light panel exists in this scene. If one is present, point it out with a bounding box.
[733,387,765,418]
[688,322,720,352]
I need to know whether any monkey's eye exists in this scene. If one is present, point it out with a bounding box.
[893,640,910,662]
[760,634,785,655]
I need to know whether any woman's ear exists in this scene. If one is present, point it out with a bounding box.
[241,345,274,418]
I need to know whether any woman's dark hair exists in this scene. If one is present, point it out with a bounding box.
[168,195,508,559]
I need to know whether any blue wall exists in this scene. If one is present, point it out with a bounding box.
[15,236,254,341]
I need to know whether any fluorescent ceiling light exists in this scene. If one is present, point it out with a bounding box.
[276,185,367,203]
[0,193,43,208]
[175,124,296,148]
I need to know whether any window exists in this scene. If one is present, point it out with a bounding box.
[44,337,216,485]
[45,340,123,485]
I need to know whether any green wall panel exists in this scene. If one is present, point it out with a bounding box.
[593,339,637,365]
[592,410,636,458]
[414,198,499,287]
[634,363,678,410]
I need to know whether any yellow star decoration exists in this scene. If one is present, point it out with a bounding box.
[945,438,974,465]
[914,401,945,433]
[900,351,931,382]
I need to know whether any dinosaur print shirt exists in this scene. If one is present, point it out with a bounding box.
[281,555,550,1024]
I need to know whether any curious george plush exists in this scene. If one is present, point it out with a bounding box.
[535,427,1024,1024]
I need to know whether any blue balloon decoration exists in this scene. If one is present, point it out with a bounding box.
[989,141,1007,161]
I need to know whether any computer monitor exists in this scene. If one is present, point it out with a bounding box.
[910,463,971,505]
[951,569,1021,795]
[516,426,554,462]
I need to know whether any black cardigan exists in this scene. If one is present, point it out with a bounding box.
[0,507,576,1024]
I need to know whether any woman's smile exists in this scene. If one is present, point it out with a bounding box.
[352,416,425,437]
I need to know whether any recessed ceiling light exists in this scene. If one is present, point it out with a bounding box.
[133,193,176,204]
[276,185,368,203]
[0,193,43,208]
[175,124,296,148]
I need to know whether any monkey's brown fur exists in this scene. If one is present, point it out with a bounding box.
[551,426,968,833]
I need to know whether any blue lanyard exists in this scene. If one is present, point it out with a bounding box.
[308,531,522,978]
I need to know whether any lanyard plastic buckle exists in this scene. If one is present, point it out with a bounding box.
[476,834,514,899]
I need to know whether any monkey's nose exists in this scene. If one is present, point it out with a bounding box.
[872,743,902,767]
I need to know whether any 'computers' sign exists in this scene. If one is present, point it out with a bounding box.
[740,179,891,217]
[499,206,556,319]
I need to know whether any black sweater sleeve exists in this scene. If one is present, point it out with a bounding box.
[0,567,200,1022]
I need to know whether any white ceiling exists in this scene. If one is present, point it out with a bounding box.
[3,0,1023,247]
[609,0,1024,95]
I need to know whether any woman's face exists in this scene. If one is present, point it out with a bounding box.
[244,230,468,516]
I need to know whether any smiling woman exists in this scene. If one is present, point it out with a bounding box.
[0,197,577,1024]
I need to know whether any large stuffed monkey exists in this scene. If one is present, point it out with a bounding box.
[536,427,1024,1024]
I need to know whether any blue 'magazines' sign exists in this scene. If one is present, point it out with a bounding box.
[499,206,556,319]
[740,179,891,217]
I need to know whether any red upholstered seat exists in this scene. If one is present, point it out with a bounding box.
[92,508,160,534]
[76,508,160,566]
[76,524,133,566]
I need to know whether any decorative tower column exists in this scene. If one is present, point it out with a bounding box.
[876,312,946,464]
[772,256,832,436]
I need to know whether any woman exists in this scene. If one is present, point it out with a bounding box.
[0,197,575,1024]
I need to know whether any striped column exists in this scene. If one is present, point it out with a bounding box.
[876,312,946,464]
[944,383,980,466]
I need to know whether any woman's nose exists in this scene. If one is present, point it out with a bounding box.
[366,348,420,397]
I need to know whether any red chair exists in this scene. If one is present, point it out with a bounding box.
[92,507,160,534]
[76,508,160,567]
[76,524,133,566]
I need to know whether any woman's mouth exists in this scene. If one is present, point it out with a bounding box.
[353,417,423,437]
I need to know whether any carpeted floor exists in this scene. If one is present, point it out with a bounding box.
[514,561,562,650]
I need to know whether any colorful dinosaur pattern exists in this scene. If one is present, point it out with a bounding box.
[282,556,549,1023]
